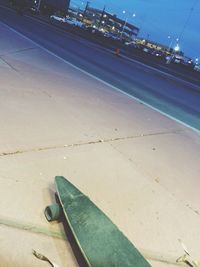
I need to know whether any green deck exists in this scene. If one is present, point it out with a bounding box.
[55,176,151,267]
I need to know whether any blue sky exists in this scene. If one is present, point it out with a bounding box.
[70,0,200,60]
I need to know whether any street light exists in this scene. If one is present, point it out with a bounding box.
[167,35,173,51]
[120,10,136,40]
[174,44,180,52]
[122,10,136,18]
[120,17,128,39]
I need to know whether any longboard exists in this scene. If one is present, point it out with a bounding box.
[45,176,151,267]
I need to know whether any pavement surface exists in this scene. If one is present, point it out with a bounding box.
[0,18,200,267]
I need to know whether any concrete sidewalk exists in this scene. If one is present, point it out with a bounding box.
[0,21,200,267]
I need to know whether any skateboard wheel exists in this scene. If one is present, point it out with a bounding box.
[44,204,61,221]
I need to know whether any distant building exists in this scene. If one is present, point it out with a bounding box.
[28,0,71,14]
[76,6,139,40]
[135,38,184,56]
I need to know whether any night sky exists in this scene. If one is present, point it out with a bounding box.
[70,0,200,60]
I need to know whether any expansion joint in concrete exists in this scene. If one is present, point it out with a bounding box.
[0,56,19,71]
[0,129,183,158]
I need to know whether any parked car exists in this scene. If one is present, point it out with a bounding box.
[50,15,85,28]
[181,57,195,68]
[124,41,137,47]
[50,15,66,23]
[85,27,104,36]
[194,65,200,72]
[171,54,183,64]
[65,18,84,28]
[103,32,120,41]
[143,47,148,53]
[151,50,165,58]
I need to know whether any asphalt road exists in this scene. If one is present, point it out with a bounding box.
[1,6,200,131]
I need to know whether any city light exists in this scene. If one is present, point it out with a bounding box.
[174,44,180,52]
[122,10,136,18]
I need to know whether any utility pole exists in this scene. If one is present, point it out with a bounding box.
[177,0,198,44]
[82,1,90,22]
[36,0,42,13]
[120,18,128,40]
[98,5,106,29]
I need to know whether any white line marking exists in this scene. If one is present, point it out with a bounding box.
[1,21,199,134]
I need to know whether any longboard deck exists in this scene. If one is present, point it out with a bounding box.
[55,176,151,267]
